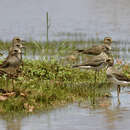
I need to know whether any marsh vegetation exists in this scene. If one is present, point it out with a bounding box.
[0,39,129,114]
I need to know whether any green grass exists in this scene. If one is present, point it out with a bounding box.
[0,59,112,114]
[0,39,129,62]
[0,39,129,115]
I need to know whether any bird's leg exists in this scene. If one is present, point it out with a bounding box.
[5,77,9,91]
[117,96,121,105]
[94,70,97,85]
[97,70,100,77]
[117,85,121,105]
[21,61,24,69]
[12,79,15,91]
[117,85,121,97]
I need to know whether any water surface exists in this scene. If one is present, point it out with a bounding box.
[0,0,130,41]
[0,1,130,130]
[0,88,130,130]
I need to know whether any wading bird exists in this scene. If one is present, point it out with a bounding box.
[73,56,109,83]
[76,37,112,55]
[9,37,25,68]
[106,59,130,98]
[0,47,22,90]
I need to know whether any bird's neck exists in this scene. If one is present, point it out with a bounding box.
[106,66,113,75]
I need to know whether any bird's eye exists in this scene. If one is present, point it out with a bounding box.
[16,44,20,47]
[16,39,20,42]
[14,50,18,53]
[107,39,109,41]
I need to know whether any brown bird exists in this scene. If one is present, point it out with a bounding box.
[76,37,112,55]
[0,47,22,90]
[106,59,130,98]
[9,37,25,68]
[72,55,109,83]
[12,37,25,47]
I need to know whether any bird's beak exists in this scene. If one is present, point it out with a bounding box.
[21,40,26,43]
[22,46,26,49]
[105,51,110,55]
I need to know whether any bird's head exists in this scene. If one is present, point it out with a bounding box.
[10,47,22,56]
[106,58,114,67]
[104,37,112,45]
[12,37,26,49]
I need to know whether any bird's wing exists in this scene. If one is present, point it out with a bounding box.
[0,69,7,75]
[0,60,10,68]
[73,61,104,68]
[83,45,102,55]
[77,45,102,55]
[90,57,105,63]
[85,60,105,67]
[113,72,130,81]
[0,54,11,68]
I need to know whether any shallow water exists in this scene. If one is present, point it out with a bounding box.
[0,0,130,61]
[0,1,130,129]
[0,0,130,41]
[0,88,130,130]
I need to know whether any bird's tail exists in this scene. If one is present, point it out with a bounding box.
[72,64,89,69]
[0,69,6,76]
[72,65,81,68]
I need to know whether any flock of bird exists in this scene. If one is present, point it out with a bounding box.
[0,37,25,90]
[73,37,130,98]
[0,36,130,99]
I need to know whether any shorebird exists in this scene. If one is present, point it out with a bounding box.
[10,37,25,53]
[73,56,109,83]
[76,37,112,55]
[106,59,130,97]
[10,37,25,68]
[0,47,22,90]
[12,37,25,46]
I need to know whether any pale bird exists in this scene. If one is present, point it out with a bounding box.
[106,59,130,98]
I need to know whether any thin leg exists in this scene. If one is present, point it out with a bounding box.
[94,70,97,85]
[117,85,121,97]
[117,96,121,105]
[97,70,100,77]
[12,79,15,91]
[6,77,9,90]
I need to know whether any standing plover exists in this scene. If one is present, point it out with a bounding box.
[73,56,109,83]
[76,37,112,55]
[0,47,22,90]
[106,59,130,97]
[9,37,25,68]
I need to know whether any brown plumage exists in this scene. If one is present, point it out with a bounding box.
[76,37,112,55]
[113,73,130,82]
[0,47,22,90]
[9,37,25,68]
[73,60,106,69]
[72,55,109,83]
[106,58,130,98]
[12,37,25,47]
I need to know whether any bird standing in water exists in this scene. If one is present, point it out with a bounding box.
[106,59,130,99]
